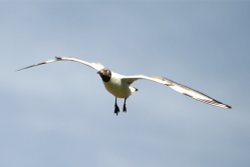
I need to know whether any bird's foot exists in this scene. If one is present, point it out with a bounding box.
[114,105,120,116]
[123,105,127,112]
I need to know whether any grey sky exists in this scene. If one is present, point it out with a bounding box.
[0,1,250,167]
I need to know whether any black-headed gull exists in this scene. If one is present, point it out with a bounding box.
[17,57,231,115]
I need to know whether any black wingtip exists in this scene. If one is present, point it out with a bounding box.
[16,69,24,72]
[16,62,47,72]
[16,66,33,72]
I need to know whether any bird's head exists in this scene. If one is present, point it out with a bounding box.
[97,68,112,82]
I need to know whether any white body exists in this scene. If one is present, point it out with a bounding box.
[103,72,135,98]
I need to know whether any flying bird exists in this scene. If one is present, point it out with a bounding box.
[17,57,231,115]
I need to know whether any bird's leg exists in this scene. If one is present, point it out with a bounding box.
[123,98,127,112]
[114,97,120,115]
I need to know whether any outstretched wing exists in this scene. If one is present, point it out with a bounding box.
[17,56,105,71]
[122,75,231,109]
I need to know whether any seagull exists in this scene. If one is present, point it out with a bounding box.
[17,56,231,115]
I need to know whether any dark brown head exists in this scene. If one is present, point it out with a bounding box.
[97,68,112,82]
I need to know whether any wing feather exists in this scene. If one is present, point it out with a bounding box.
[122,75,231,109]
[17,57,105,71]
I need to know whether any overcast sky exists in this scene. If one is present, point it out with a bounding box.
[0,1,250,167]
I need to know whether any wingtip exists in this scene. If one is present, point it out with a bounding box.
[215,102,232,109]
[218,103,232,109]
[16,67,29,72]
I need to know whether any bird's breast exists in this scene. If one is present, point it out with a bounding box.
[103,78,131,98]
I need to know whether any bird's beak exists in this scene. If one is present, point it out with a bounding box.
[97,71,101,74]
